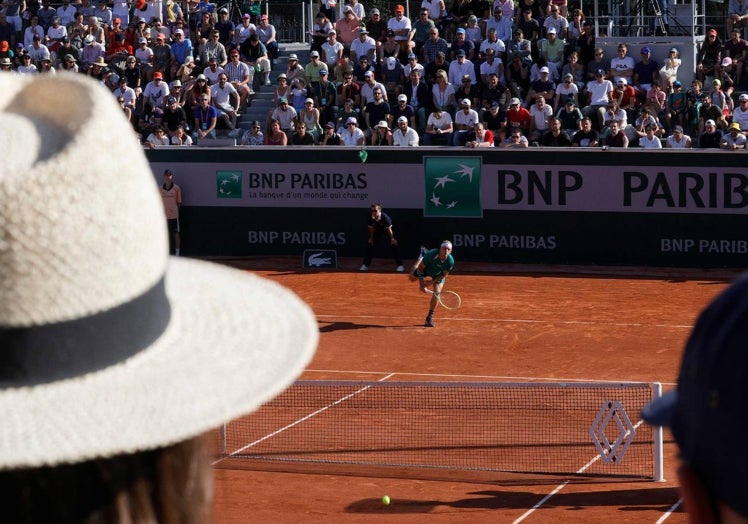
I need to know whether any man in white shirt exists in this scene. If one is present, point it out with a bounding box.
[423,106,453,145]
[386,4,413,55]
[448,49,475,86]
[609,43,635,84]
[143,71,170,109]
[393,115,420,146]
[452,98,479,145]
[340,116,366,145]
[321,30,344,68]
[210,73,240,136]
[350,27,377,64]
[731,93,748,131]
[582,69,613,130]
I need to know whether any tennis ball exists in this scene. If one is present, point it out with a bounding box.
[382,495,391,506]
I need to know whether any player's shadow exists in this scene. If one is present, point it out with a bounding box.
[319,321,393,332]
[345,487,681,514]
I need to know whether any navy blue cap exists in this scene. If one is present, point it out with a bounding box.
[642,273,748,517]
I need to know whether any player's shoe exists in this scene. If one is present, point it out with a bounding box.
[359,264,368,271]
[396,265,404,272]
[424,315,434,327]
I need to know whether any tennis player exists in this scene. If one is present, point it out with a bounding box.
[409,240,454,327]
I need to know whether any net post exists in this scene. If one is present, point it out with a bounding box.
[652,382,665,482]
[220,423,228,455]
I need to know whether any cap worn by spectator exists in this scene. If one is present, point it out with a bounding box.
[171,80,182,87]
[490,101,500,109]
[364,71,373,78]
[673,125,683,133]
[670,47,678,53]
[167,96,177,104]
[138,37,147,44]
[376,120,389,128]
[0,72,317,475]
[278,97,288,104]
[346,117,358,125]
[510,97,521,106]
[174,28,184,35]
[456,28,465,34]
[730,122,741,130]
[456,49,466,57]
[397,116,408,123]
[319,69,328,75]
[722,57,733,67]
[547,27,556,34]
[641,274,748,520]
[304,97,314,104]
[617,78,627,85]
[740,93,748,102]
[397,94,407,102]
[540,66,549,73]
[713,78,721,86]
[705,119,716,126]
[153,71,163,79]
[641,47,651,54]
[84,35,95,45]
[343,5,352,12]
[408,53,416,59]
[566,98,575,105]
[359,27,368,34]
[386,29,395,37]
[708,28,717,35]
[113,17,121,23]
[278,73,287,79]
[118,76,127,83]
[461,99,471,106]
[197,73,206,80]
[288,54,298,61]
[394,4,404,13]
[673,80,682,87]
[325,121,335,129]
[370,8,380,15]
[345,98,354,104]
[310,50,319,58]
[596,69,605,76]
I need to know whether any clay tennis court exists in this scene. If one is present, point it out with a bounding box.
[211,257,738,523]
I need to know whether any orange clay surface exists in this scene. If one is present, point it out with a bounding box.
[211,257,738,524]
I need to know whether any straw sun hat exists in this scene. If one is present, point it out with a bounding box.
[0,74,318,469]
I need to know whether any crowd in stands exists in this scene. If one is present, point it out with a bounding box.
[2,0,748,148]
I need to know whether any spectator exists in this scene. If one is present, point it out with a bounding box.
[391,93,416,128]
[582,68,613,130]
[710,75,733,117]
[638,123,662,148]
[402,69,430,133]
[665,125,692,148]
[517,9,541,49]
[556,97,583,137]
[340,116,366,145]
[192,93,218,140]
[290,120,316,145]
[698,118,722,148]
[146,125,170,148]
[464,122,494,147]
[256,14,278,65]
[169,28,192,78]
[482,101,507,143]
[371,120,394,145]
[393,115,420,146]
[539,27,564,71]
[506,96,532,136]
[348,0,365,21]
[561,51,586,91]
[320,120,343,145]
[698,93,727,134]
[529,95,552,142]
[586,47,608,82]
[720,122,747,149]
[360,70,387,106]
[506,52,531,101]
[422,27,449,66]
[727,0,748,34]
[609,43,634,85]
[270,97,297,136]
[305,50,325,91]
[335,6,359,48]
[362,85,391,137]
[423,105,453,145]
[641,275,748,524]
[224,49,252,108]
[723,29,746,86]
[479,48,503,84]
[483,9,511,49]
[240,119,265,145]
[210,73,239,135]
[732,92,748,131]
[234,13,256,48]
[314,68,338,122]
[554,72,578,110]
[0,73,317,524]
[350,27,376,64]
[543,5,569,39]
[239,33,270,85]
[526,65,555,106]
[386,4,414,61]
[309,12,332,54]
[162,95,187,135]
[539,116,572,146]
[381,56,406,99]
[298,97,322,142]
[480,71,510,116]
[452,98,479,145]
[500,127,530,147]
[696,28,722,83]
[424,50,448,86]
[285,53,306,88]
[632,46,659,98]
[659,47,681,92]
[214,7,234,48]
[455,72,481,108]
[603,120,628,147]
[318,0,337,23]
[170,124,193,145]
[507,29,532,68]
[265,118,288,145]
[321,29,344,69]
[631,106,662,141]
[611,77,639,123]
[664,80,687,131]
[200,29,227,68]
[412,8,435,55]
[365,8,387,44]
[571,116,599,147]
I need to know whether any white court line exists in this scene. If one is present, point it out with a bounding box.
[512,420,644,524]
[306,369,677,387]
[212,373,395,466]
[656,499,683,523]
[316,314,693,330]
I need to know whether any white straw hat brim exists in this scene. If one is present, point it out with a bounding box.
[0,258,318,469]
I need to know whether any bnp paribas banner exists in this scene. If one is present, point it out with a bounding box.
[423,157,482,218]
[149,157,748,216]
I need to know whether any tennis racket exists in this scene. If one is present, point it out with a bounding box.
[423,288,462,310]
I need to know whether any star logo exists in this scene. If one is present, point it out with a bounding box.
[423,157,482,217]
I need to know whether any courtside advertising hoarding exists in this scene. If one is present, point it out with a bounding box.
[148,148,748,267]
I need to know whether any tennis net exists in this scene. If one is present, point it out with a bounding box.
[216,380,663,480]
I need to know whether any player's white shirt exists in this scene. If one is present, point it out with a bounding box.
[143,80,170,107]
[609,56,635,83]
[387,15,411,41]
[586,80,613,105]
[454,108,479,127]
[114,85,137,106]
[203,65,225,85]
[47,25,68,41]
[350,36,376,61]
[135,46,154,64]
[210,82,238,109]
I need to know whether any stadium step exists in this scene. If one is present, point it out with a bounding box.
[238,43,311,131]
